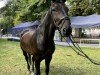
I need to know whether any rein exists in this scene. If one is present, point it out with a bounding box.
[58,29,100,65]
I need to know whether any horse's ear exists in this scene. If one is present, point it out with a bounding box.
[51,0,56,3]
[62,0,66,3]
[51,1,55,6]
[51,0,66,3]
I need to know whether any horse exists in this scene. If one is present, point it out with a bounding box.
[20,0,72,75]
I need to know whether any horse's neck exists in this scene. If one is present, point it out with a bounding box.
[38,11,56,41]
[47,24,56,41]
[36,11,56,51]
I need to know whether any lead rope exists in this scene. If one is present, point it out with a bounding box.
[69,35,100,65]
[58,29,100,65]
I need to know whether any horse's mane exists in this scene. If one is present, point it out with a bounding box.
[20,10,51,38]
[38,10,51,28]
[35,10,55,51]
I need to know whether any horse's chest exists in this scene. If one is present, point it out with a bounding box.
[37,49,54,60]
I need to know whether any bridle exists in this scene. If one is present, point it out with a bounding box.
[57,16,70,30]
[49,5,70,30]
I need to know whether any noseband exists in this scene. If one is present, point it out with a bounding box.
[57,16,70,29]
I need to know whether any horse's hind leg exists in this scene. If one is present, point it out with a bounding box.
[22,50,31,73]
[30,56,35,75]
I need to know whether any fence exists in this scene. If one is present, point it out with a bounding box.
[80,39,100,47]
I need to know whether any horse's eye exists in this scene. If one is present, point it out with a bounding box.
[52,9,56,11]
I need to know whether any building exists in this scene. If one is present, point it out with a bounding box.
[71,14,100,39]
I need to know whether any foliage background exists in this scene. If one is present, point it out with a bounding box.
[0,0,100,30]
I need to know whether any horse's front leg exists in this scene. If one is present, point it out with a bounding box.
[45,55,52,75]
[35,59,41,75]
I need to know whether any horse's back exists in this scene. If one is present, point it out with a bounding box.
[20,29,38,55]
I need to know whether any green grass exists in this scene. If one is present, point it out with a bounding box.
[0,39,100,75]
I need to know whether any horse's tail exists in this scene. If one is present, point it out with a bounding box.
[28,54,31,65]
[20,28,33,38]
[20,29,29,37]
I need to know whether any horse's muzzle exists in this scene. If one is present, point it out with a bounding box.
[63,27,72,37]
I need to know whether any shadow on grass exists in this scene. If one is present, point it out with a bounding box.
[51,66,86,75]
[41,65,86,75]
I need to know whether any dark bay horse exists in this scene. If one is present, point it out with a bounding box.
[20,0,72,75]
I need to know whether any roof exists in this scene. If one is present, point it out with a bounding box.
[71,14,100,28]
[13,20,40,29]
[9,14,100,29]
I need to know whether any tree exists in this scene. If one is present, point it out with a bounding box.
[68,0,95,16]
[67,0,100,16]
[0,1,16,29]
[19,0,51,22]
[1,0,99,30]
[91,0,100,14]
[0,0,51,28]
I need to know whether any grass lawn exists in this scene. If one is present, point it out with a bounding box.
[0,39,100,75]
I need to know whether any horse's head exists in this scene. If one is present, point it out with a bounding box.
[50,0,72,37]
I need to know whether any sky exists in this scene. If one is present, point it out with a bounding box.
[0,0,8,8]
